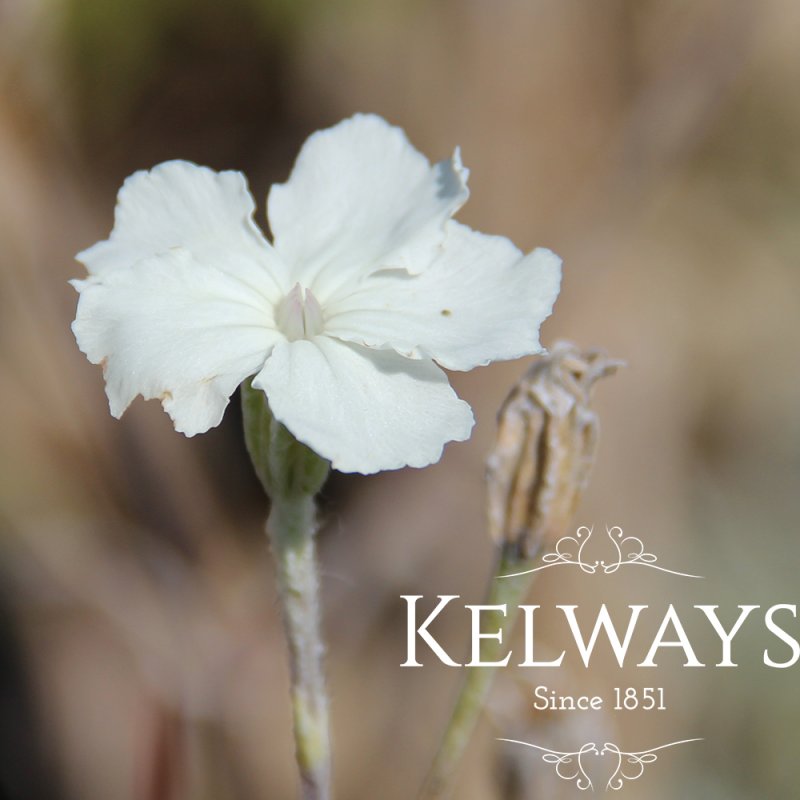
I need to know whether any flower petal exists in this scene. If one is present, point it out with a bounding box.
[78,160,289,294]
[323,222,562,371]
[72,248,282,435]
[252,337,474,474]
[267,114,469,300]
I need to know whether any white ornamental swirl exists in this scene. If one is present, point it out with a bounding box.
[498,738,703,792]
[496,740,599,791]
[602,740,703,791]
[498,525,703,579]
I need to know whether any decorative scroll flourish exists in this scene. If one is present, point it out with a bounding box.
[498,525,703,579]
[496,740,599,791]
[497,738,703,792]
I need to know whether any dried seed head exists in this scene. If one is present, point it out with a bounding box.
[486,342,622,559]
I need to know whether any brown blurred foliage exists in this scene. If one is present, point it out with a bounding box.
[1,0,799,798]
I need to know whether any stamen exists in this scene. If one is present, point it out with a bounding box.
[276,284,325,341]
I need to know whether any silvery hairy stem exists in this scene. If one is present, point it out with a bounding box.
[241,379,332,800]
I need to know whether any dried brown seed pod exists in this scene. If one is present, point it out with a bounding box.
[486,342,622,560]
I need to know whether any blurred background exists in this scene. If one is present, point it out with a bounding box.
[1,0,799,797]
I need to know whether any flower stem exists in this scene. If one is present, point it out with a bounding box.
[268,492,331,800]
[241,380,332,800]
[419,543,540,800]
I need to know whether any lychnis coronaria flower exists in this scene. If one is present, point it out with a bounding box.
[72,114,561,474]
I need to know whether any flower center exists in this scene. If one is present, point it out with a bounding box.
[275,283,325,341]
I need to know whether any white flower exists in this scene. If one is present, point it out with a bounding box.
[72,114,561,474]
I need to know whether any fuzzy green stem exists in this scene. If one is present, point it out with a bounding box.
[419,543,540,800]
[269,493,331,800]
[241,381,331,800]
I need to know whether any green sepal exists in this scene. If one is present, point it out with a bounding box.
[241,378,330,500]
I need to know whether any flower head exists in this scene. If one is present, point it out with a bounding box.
[72,114,561,474]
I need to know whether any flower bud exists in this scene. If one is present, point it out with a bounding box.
[486,342,621,560]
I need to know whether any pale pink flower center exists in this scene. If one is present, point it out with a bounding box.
[275,283,325,341]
